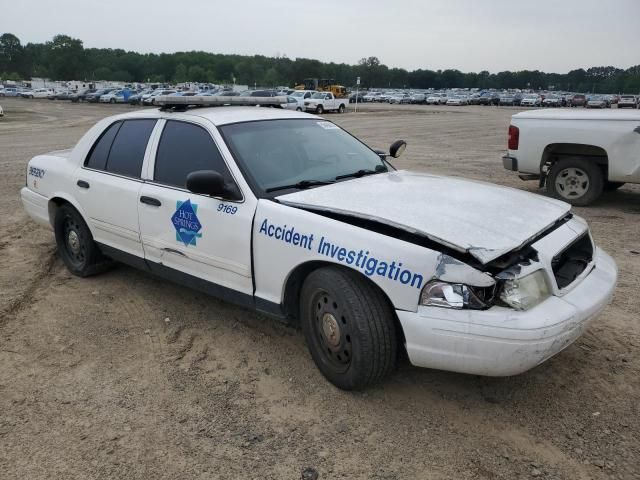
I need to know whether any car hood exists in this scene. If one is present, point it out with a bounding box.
[276,170,571,264]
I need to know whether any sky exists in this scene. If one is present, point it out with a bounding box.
[3,0,639,73]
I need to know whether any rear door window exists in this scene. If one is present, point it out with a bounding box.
[85,121,122,171]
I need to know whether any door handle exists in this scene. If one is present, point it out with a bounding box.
[140,196,161,207]
[77,180,90,189]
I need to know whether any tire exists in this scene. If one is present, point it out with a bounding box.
[54,204,111,277]
[296,107,302,112]
[315,105,324,114]
[604,181,625,191]
[110,98,116,104]
[300,266,397,390]
[547,157,604,206]
[338,104,346,113]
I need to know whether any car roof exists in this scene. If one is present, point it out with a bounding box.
[118,106,315,126]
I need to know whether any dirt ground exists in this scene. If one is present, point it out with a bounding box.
[0,98,638,480]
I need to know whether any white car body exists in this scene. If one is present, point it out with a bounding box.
[520,95,541,107]
[586,97,610,109]
[0,104,3,117]
[289,90,316,109]
[446,95,468,106]
[426,94,444,105]
[20,106,616,386]
[304,92,347,113]
[31,88,54,99]
[363,92,381,102]
[504,108,640,203]
[617,95,638,108]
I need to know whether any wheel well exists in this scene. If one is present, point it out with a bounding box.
[48,197,72,227]
[282,261,406,347]
[541,143,608,177]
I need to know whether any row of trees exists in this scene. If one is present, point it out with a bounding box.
[1,33,639,93]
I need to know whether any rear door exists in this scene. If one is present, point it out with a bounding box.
[138,118,255,296]
[74,118,157,257]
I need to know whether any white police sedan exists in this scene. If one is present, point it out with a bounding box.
[20,96,617,390]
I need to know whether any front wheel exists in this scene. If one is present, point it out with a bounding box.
[547,158,604,206]
[54,204,111,277]
[296,107,302,112]
[300,267,397,390]
[315,105,324,114]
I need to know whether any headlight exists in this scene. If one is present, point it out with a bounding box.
[499,270,550,311]
[420,281,493,310]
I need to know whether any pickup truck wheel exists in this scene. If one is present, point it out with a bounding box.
[54,204,109,277]
[300,266,397,390]
[315,105,324,114]
[547,158,603,206]
[338,104,346,113]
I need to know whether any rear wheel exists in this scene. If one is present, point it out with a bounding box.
[54,204,111,277]
[110,98,116,104]
[296,107,302,112]
[338,104,346,113]
[300,267,397,390]
[547,158,604,206]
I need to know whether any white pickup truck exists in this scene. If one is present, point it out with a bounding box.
[503,109,640,205]
[304,92,348,114]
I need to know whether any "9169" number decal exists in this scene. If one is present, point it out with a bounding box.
[217,203,238,215]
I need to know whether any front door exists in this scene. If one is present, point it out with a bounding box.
[138,119,255,296]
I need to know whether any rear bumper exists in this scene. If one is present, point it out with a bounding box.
[502,155,518,171]
[21,187,51,228]
[397,248,617,376]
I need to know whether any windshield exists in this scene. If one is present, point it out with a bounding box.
[310,92,326,99]
[524,94,538,99]
[291,92,305,97]
[220,119,387,194]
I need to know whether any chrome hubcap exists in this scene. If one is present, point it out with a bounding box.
[555,167,589,199]
[67,230,80,254]
[321,313,341,348]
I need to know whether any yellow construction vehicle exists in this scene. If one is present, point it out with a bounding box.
[294,78,347,98]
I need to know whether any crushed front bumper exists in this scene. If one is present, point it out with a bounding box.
[396,247,617,376]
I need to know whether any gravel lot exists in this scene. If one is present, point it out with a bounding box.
[0,98,638,480]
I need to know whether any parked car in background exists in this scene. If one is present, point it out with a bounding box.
[389,93,411,104]
[0,86,20,97]
[426,93,444,104]
[542,94,562,107]
[348,91,366,103]
[503,108,640,205]
[363,91,381,102]
[569,94,586,107]
[304,91,348,113]
[586,95,610,109]
[29,88,54,99]
[143,89,177,105]
[48,90,73,100]
[520,94,542,107]
[499,93,517,106]
[86,88,115,103]
[128,89,151,105]
[290,90,316,108]
[410,93,426,104]
[446,95,469,106]
[100,89,131,104]
[617,95,637,108]
[283,96,302,111]
[239,89,277,98]
[70,89,97,102]
[19,89,33,98]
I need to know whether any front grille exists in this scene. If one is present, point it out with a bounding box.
[552,234,594,289]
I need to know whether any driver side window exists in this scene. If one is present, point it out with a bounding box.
[154,120,234,189]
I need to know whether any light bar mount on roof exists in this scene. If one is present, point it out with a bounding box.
[155,95,288,110]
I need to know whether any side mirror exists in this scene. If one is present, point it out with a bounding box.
[389,140,407,158]
[186,170,239,199]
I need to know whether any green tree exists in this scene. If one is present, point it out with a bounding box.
[46,34,86,80]
[0,33,24,75]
